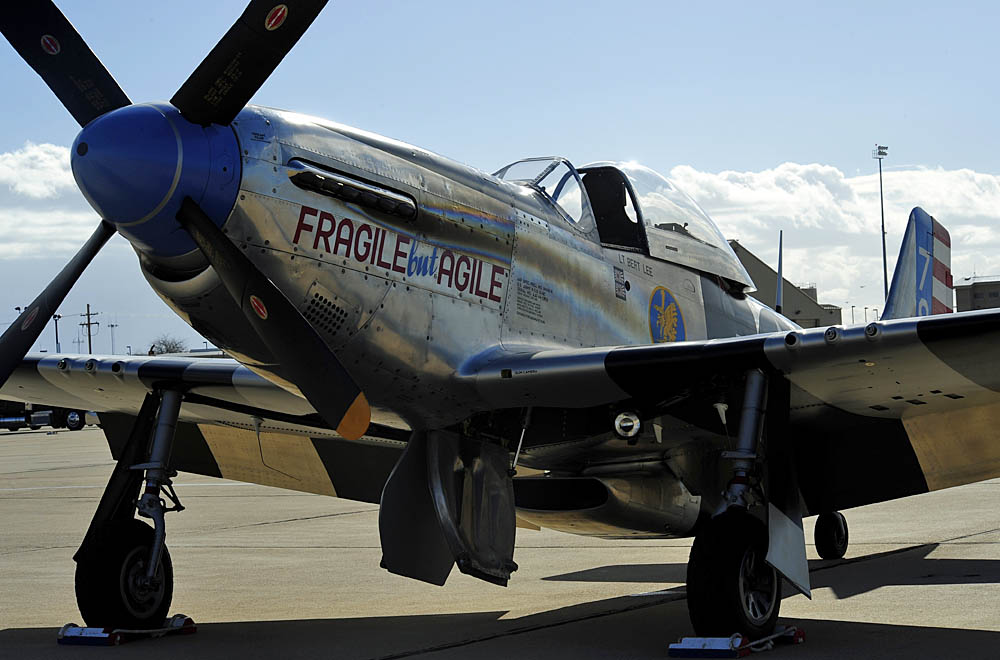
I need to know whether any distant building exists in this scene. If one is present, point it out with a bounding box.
[954,277,1000,311]
[729,240,843,328]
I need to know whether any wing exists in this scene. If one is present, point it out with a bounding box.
[0,354,405,502]
[464,309,1000,514]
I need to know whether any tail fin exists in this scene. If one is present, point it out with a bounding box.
[882,207,953,320]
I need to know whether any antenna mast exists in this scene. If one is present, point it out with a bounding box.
[775,230,784,314]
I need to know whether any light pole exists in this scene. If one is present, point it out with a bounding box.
[864,306,869,322]
[873,144,889,300]
[851,305,856,323]
[108,322,119,354]
[53,314,62,352]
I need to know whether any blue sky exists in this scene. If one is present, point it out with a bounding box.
[4,1,997,175]
[2,1,999,351]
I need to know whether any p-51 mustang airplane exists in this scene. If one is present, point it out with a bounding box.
[2,0,998,642]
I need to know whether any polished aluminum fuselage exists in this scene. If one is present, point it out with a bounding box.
[142,106,792,433]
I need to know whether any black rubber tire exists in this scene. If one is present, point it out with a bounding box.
[75,519,173,629]
[65,410,86,431]
[814,511,849,560]
[687,510,781,638]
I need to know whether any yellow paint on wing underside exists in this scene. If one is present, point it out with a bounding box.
[198,425,337,496]
[903,402,1000,491]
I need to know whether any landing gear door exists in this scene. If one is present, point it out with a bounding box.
[427,431,518,586]
[379,431,518,587]
[764,378,811,597]
[765,501,810,597]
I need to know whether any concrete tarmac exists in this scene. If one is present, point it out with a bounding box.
[2,427,998,659]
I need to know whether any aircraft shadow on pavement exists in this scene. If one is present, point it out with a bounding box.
[542,543,1000,600]
[0,595,688,660]
[541,562,688,583]
[3,598,1000,660]
[809,543,1000,599]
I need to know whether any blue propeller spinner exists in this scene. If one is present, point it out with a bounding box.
[71,103,240,257]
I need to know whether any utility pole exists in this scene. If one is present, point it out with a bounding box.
[52,314,62,352]
[79,304,100,354]
[108,322,119,354]
[873,145,889,300]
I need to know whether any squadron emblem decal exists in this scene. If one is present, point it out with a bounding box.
[264,5,289,31]
[649,287,685,343]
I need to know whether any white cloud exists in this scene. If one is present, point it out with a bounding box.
[0,142,106,259]
[0,206,104,258]
[671,162,869,235]
[671,163,1000,311]
[0,142,77,199]
[951,224,1000,245]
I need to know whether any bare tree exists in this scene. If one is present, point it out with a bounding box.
[150,334,187,355]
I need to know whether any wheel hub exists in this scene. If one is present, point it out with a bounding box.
[121,547,165,618]
[738,546,778,625]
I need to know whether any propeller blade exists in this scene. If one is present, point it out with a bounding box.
[175,197,370,440]
[170,0,327,126]
[0,2,130,127]
[0,222,115,387]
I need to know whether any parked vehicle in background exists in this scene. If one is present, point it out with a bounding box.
[0,400,90,431]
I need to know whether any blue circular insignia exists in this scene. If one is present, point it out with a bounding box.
[649,287,686,343]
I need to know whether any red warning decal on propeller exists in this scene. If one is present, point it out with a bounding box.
[249,295,268,320]
[40,35,60,55]
[264,5,288,31]
[20,307,39,331]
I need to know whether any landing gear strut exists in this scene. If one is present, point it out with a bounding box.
[74,390,184,628]
[687,369,783,638]
[814,511,849,560]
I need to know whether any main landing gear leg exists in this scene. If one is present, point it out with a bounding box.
[74,390,185,629]
[687,369,781,638]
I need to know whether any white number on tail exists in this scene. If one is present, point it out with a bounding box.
[917,246,932,316]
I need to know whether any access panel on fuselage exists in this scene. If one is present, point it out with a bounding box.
[501,209,626,349]
[500,209,708,349]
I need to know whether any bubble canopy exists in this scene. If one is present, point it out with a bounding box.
[582,161,754,288]
[497,157,753,288]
